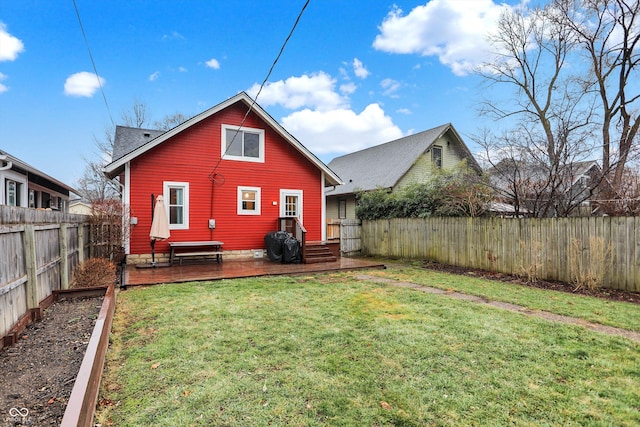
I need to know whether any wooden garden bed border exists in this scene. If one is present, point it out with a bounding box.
[60,284,116,427]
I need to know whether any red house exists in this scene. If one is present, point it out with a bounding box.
[103,92,342,264]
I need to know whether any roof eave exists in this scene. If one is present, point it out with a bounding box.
[102,92,342,185]
[1,152,78,195]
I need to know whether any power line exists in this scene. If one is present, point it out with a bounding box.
[209,0,311,181]
[72,0,114,126]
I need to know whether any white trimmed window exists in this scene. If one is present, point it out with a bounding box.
[164,182,189,229]
[1,171,28,207]
[222,125,265,163]
[238,186,261,215]
[432,146,443,169]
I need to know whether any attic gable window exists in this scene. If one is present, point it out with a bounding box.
[432,145,443,169]
[222,125,265,163]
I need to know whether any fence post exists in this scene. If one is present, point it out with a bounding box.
[78,224,86,263]
[23,224,39,310]
[60,223,69,289]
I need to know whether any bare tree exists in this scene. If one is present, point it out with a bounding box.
[476,3,599,216]
[598,162,640,214]
[153,112,188,131]
[76,158,120,203]
[77,99,185,203]
[554,0,640,192]
[120,97,151,128]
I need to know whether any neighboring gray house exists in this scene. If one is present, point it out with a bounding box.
[488,159,610,217]
[325,123,482,221]
[0,149,76,212]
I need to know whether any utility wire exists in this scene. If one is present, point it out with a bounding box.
[209,0,311,181]
[72,0,115,126]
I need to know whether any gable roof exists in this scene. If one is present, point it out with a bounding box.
[103,92,342,186]
[112,127,165,162]
[0,149,77,195]
[489,159,605,190]
[326,123,481,196]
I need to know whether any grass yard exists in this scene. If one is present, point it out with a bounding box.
[97,270,640,426]
[367,261,640,333]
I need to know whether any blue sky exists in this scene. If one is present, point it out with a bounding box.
[1,0,522,187]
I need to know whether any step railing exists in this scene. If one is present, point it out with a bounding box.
[278,217,306,262]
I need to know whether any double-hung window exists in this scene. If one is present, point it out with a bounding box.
[164,182,189,229]
[222,125,265,162]
[432,146,443,169]
[238,186,261,215]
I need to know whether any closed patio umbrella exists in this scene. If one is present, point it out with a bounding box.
[150,194,170,265]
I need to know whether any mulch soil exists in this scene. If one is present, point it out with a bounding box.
[0,296,102,427]
[421,260,640,305]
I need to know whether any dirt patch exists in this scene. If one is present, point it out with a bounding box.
[421,260,640,305]
[0,296,102,426]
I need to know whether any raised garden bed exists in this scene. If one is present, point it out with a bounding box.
[0,286,115,427]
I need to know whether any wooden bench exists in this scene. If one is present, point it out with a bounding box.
[169,241,224,265]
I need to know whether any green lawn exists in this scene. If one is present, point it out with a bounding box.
[97,270,640,426]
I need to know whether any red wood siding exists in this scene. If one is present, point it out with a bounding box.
[127,103,324,255]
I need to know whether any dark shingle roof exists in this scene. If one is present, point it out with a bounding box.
[112,126,165,162]
[326,123,476,196]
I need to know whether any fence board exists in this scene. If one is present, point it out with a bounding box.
[361,217,639,292]
[1,206,90,339]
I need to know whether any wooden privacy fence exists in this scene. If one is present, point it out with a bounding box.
[339,219,362,256]
[0,206,90,342]
[361,217,640,292]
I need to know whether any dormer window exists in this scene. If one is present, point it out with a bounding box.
[222,125,265,163]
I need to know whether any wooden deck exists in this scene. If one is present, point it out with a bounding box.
[124,257,385,286]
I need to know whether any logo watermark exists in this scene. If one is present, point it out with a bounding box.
[6,407,33,426]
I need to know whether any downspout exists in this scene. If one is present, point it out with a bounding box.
[321,172,326,241]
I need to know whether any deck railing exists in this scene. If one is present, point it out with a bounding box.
[278,217,306,261]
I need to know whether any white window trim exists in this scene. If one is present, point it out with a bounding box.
[237,186,261,215]
[280,189,303,223]
[163,181,190,230]
[1,170,28,207]
[221,124,265,163]
[432,145,443,168]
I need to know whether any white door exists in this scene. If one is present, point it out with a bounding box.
[280,189,303,223]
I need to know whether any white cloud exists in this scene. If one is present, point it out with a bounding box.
[353,58,370,79]
[0,23,24,61]
[162,31,185,41]
[380,78,401,97]
[0,72,7,94]
[282,104,403,155]
[373,0,510,76]
[397,108,412,115]
[149,71,160,81]
[205,58,220,69]
[178,66,188,72]
[340,82,357,95]
[64,71,104,97]
[248,72,347,111]
[248,71,403,156]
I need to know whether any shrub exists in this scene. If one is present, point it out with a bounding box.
[517,240,543,283]
[569,236,613,291]
[72,257,116,288]
[355,163,492,220]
